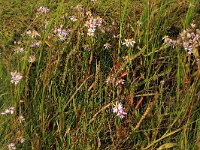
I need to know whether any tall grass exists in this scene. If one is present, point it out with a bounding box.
[0,0,200,149]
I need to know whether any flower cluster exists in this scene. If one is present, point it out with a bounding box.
[85,16,103,37]
[163,23,200,55]
[14,47,24,53]
[30,41,41,48]
[113,101,127,118]
[26,30,40,39]
[1,107,14,115]
[122,38,136,47]
[53,25,71,41]
[178,23,200,55]
[11,72,23,85]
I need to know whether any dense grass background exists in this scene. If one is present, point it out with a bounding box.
[0,0,200,149]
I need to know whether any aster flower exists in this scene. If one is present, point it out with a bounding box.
[87,28,95,37]
[113,101,127,118]
[14,47,24,53]
[1,107,14,115]
[69,16,78,22]
[117,110,127,118]
[18,115,25,123]
[74,4,83,11]
[162,35,176,48]
[86,11,92,16]
[28,55,36,63]
[113,102,123,113]
[104,43,111,49]
[85,16,103,37]
[116,79,125,86]
[26,30,40,38]
[11,72,23,85]
[54,25,71,41]
[20,137,25,144]
[37,6,49,14]
[8,143,16,150]
[96,16,103,27]
[85,18,97,29]
[30,41,41,47]
[14,40,22,45]
[122,38,136,47]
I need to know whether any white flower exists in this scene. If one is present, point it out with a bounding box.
[74,4,83,10]
[69,16,78,22]
[30,41,41,47]
[122,38,136,47]
[11,72,23,85]
[136,20,142,26]
[20,138,25,144]
[113,101,127,118]
[1,107,14,115]
[8,143,16,150]
[104,43,111,49]
[14,41,21,45]
[113,102,123,113]
[116,79,125,86]
[54,26,70,41]
[96,16,102,27]
[86,11,92,16]
[117,110,127,118]
[162,36,176,48]
[18,115,25,123]
[26,30,40,38]
[91,0,98,2]
[15,47,24,53]
[87,28,95,37]
[37,6,49,14]
[28,55,36,63]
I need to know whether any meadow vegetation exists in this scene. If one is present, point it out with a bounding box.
[0,0,200,149]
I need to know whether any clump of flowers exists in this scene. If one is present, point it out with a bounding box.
[178,23,200,55]
[14,47,24,53]
[30,41,41,48]
[26,30,40,39]
[122,38,136,47]
[163,22,200,55]
[1,107,14,115]
[113,101,127,118]
[85,16,103,37]
[11,72,23,85]
[53,25,71,41]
